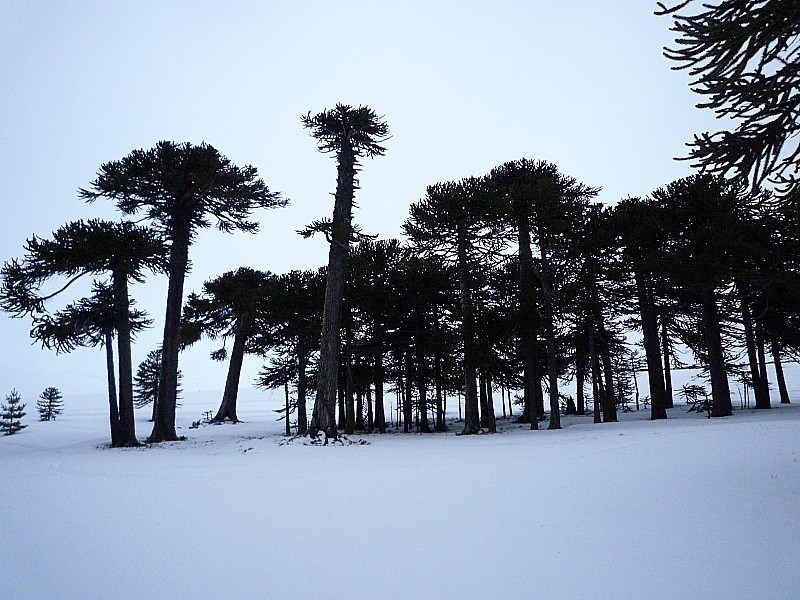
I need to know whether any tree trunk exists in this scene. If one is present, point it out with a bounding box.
[104,332,121,447]
[754,325,772,409]
[345,345,355,435]
[635,270,668,420]
[772,341,791,404]
[354,354,365,430]
[699,286,732,417]
[660,315,674,408]
[540,243,561,430]
[458,224,480,434]
[212,323,246,423]
[589,319,602,424]
[479,372,489,429]
[738,282,770,409]
[435,357,446,431]
[337,367,346,430]
[296,342,309,435]
[576,354,586,416]
[374,350,386,433]
[403,352,414,433]
[149,220,191,443]
[516,215,540,430]
[366,383,373,433]
[355,387,365,431]
[309,142,356,442]
[598,325,617,423]
[113,272,140,447]
[284,380,291,436]
[415,310,431,433]
[484,375,496,433]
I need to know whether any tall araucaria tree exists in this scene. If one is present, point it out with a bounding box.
[251,268,325,435]
[652,174,752,417]
[79,141,287,443]
[489,159,599,430]
[300,104,389,442]
[0,219,167,446]
[613,197,671,420]
[29,281,152,445]
[403,177,503,434]
[181,267,278,423]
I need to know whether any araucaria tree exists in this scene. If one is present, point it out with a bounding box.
[0,220,167,446]
[134,349,182,422]
[404,177,502,434]
[37,387,64,421]
[28,281,151,445]
[79,141,286,443]
[301,104,389,441]
[1,389,27,435]
[658,1,800,201]
[181,267,276,423]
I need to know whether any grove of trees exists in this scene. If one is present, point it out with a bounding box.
[2,2,799,445]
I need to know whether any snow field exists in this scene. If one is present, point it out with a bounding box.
[2,376,799,599]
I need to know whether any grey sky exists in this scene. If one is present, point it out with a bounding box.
[0,1,716,401]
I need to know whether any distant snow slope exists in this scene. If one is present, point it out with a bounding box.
[2,375,799,600]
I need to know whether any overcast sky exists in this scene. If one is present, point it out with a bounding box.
[0,1,718,403]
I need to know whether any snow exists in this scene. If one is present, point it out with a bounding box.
[2,374,799,600]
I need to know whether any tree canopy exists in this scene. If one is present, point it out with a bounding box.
[658,0,800,200]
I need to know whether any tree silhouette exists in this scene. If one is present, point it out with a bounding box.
[652,174,753,416]
[404,177,502,434]
[658,1,800,202]
[29,281,151,444]
[490,159,599,429]
[614,197,671,419]
[182,268,276,423]
[0,219,166,446]
[37,387,64,421]
[79,141,286,443]
[134,348,183,422]
[301,104,389,442]
[1,389,27,435]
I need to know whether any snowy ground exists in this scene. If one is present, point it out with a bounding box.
[2,372,799,600]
